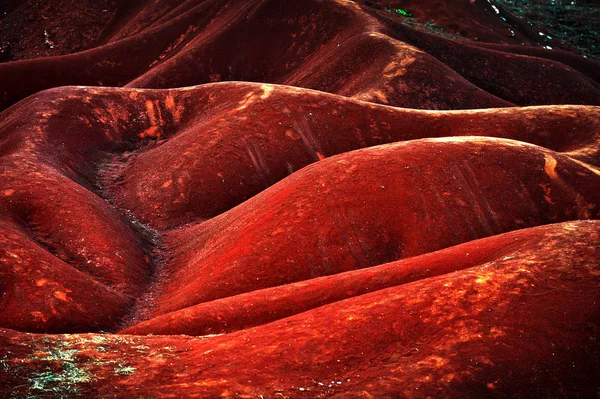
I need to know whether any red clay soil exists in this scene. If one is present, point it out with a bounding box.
[1,0,600,398]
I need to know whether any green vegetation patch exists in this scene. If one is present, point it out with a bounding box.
[394,8,413,17]
[6,335,141,398]
[28,363,92,396]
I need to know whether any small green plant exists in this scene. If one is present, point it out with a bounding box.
[19,342,94,397]
[38,348,78,362]
[394,8,412,18]
[426,21,445,31]
[28,363,92,396]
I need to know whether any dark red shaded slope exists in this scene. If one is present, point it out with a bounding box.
[383,19,600,105]
[0,87,161,333]
[2,221,599,398]
[0,150,152,332]
[0,218,132,334]
[1,0,599,112]
[470,41,600,84]
[358,0,535,44]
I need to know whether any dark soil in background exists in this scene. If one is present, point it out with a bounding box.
[0,0,118,62]
[362,0,600,60]
[1,0,598,62]
[494,0,600,60]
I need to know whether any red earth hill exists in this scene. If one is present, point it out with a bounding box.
[1,0,599,398]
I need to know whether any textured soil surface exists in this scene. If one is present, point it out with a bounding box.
[1,0,599,398]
